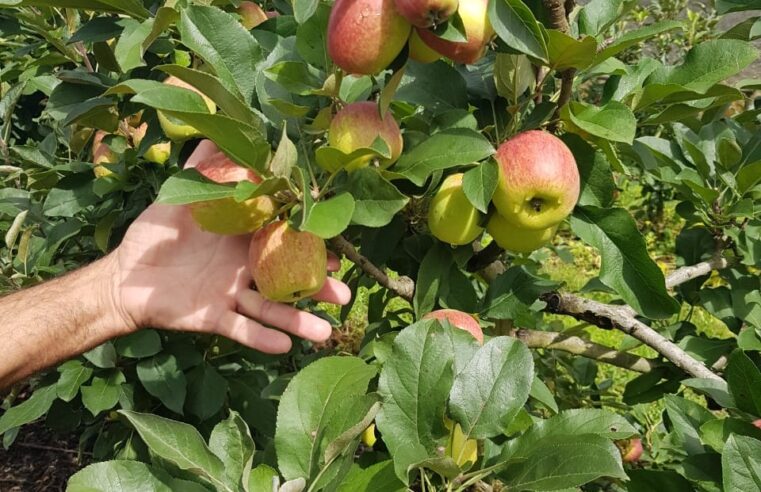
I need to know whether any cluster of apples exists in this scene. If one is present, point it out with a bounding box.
[328,0,494,76]
[90,121,171,177]
[429,131,581,254]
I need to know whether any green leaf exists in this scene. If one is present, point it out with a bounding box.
[499,434,626,490]
[571,206,680,319]
[530,376,559,413]
[83,342,117,369]
[563,134,614,208]
[664,394,713,455]
[413,243,452,317]
[67,460,173,492]
[209,411,255,491]
[248,464,279,492]
[270,125,297,178]
[136,353,187,415]
[717,0,761,14]
[293,0,320,23]
[0,385,57,436]
[546,30,597,71]
[462,159,498,213]
[119,410,227,490]
[396,61,468,113]
[337,461,405,492]
[179,5,261,102]
[700,418,761,453]
[560,100,636,144]
[627,469,693,492]
[392,129,495,186]
[56,360,93,402]
[275,356,377,481]
[301,192,355,239]
[114,330,162,359]
[156,169,237,205]
[488,0,548,62]
[449,337,533,439]
[480,266,559,327]
[81,371,125,416]
[5,0,150,19]
[186,364,229,421]
[578,0,636,36]
[380,68,405,116]
[595,21,683,64]
[723,435,761,491]
[345,167,409,227]
[265,61,323,95]
[726,350,761,416]
[682,377,736,409]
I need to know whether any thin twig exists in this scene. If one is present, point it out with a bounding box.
[328,235,415,302]
[665,255,729,289]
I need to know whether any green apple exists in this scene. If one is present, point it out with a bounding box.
[395,0,459,28]
[158,76,217,141]
[328,101,404,170]
[131,122,171,165]
[417,0,494,64]
[249,220,328,302]
[492,130,580,230]
[409,29,441,63]
[238,1,268,29]
[487,212,558,254]
[189,154,277,235]
[328,0,411,75]
[428,173,483,246]
[423,308,483,343]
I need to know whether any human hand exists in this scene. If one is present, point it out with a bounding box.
[111,140,350,353]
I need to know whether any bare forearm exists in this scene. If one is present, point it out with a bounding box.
[0,254,133,389]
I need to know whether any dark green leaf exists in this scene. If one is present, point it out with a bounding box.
[723,435,761,491]
[462,159,498,213]
[67,460,173,492]
[488,0,548,62]
[0,385,57,436]
[345,167,409,227]
[136,353,187,415]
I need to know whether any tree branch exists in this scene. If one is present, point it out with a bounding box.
[467,240,503,272]
[665,256,730,289]
[328,235,415,302]
[541,292,723,381]
[515,328,658,373]
[542,0,575,131]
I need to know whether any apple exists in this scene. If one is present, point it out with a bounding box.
[428,173,483,245]
[409,29,441,63]
[423,309,483,344]
[91,130,118,177]
[327,0,411,75]
[444,417,478,467]
[328,101,404,170]
[249,220,328,302]
[486,213,558,254]
[158,76,217,141]
[238,1,268,29]
[395,0,459,28]
[619,438,643,463]
[361,424,377,447]
[417,0,494,64]
[189,154,277,236]
[130,122,171,165]
[491,130,580,230]
[753,419,761,429]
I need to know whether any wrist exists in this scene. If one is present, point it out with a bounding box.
[99,252,140,337]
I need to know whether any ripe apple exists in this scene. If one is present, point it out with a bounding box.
[238,1,268,29]
[428,173,483,245]
[130,122,171,165]
[417,0,494,64]
[328,101,404,170]
[423,309,483,344]
[486,213,558,254]
[249,220,328,302]
[444,417,478,467]
[395,0,459,28]
[92,130,118,177]
[619,438,643,463]
[327,0,411,75]
[409,29,441,63]
[158,76,217,141]
[189,154,277,235]
[492,130,580,230]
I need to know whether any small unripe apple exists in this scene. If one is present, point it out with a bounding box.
[618,438,643,463]
[361,424,377,447]
[486,213,558,254]
[328,102,404,170]
[131,122,171,165]
[428,173,483,245]
[423,309,483,344]
[417,0,494,64]
[409,29,441,63]
[492,130,580,230]
[92,130,118,177]
[249,220,328,302]
[444,417,477,467]
[395,0,459,28]
[189,154,277,235]
[328,0,412,75]
[158,76,217,141]
[238,1,268,29]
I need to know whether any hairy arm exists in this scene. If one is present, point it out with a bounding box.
[0,254,132,388]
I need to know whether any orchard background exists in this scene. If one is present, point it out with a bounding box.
[2,0,761,490]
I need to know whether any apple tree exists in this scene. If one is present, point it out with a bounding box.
[1,0,761,490]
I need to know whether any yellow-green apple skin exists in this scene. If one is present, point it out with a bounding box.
[327,0,411,75]
[409,29,441,63]
[249,220,328,302]
[417,0,494,64]
[492,130,580,230]
[188,154,277,235]
[423,309,483,343]
[328,101,404,170]
[395,0,459,27]
[131,122,171,165]
[428,173,483,245]
[158,76,217,141]
[487,212,559,253]
[238,1,268,29]
[91,130,117,177]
